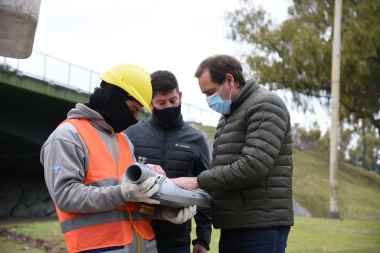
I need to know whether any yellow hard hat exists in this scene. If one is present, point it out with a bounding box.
[100,64,152,113]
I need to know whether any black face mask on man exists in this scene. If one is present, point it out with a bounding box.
[152,104,181,125]
[87,82,137,132]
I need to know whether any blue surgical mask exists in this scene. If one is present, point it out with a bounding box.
[206,83,232,115]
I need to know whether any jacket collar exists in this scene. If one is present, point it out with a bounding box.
[231,78,260,109]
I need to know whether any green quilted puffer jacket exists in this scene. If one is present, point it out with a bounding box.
[198,78,294,229]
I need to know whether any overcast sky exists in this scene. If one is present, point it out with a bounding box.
[29,0,328,129]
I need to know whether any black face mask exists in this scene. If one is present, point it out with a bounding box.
[88,83,137,132]
[152,104,181,125]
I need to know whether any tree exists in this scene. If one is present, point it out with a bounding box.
[292,121,329,152]
[338,127,354,161]
[227,0,380,134]
[348,122,380,172]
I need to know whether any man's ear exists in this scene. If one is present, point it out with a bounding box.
[225,73,235,88]
[179,91,183,102]
[150,103,154,111]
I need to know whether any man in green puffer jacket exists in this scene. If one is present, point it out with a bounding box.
[173,54,294,253]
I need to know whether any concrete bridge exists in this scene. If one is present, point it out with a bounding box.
[0,51,217,216]
[0,51,216,177]
[0,64,89,178]
[0,54,94,216]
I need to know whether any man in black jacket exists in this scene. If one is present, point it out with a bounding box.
[124,70,212,253]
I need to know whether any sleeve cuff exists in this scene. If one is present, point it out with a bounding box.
[192,239,210,251]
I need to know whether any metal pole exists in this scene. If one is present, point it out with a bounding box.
[329,0,342,219]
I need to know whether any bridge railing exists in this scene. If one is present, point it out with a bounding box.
[0,51,218,126]
[0,50,100,93]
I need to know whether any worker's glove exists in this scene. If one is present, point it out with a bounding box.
[154,205,197,224]
[119,177,160,204]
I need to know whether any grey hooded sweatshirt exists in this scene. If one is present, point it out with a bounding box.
[40,103,136,213]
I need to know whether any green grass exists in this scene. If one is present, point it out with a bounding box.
[0,236,42,253]
[293,149,380,220]
[0,221,67,252]
[2,217,379,253]
[286,218,380,253]
[14,221,65,248]
[1,124,380,252]
[191,218,380,253]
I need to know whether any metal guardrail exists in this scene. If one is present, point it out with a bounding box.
[0,50,100,94]
[0,51,218,126]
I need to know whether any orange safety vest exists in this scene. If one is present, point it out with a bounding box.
[55,119,155,253]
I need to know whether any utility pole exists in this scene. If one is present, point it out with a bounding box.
[329,0,343,219]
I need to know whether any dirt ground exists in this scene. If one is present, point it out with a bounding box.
[0,217,66,253]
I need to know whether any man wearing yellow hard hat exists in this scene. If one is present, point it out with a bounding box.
[41,63,196,253]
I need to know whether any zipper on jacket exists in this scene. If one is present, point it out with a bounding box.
[161,131,168,169]
[213,117,228,158]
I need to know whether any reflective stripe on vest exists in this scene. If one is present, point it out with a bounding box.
[56,119,155,253]
[60,209,151,233]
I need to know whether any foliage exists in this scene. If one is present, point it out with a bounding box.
[227,0,380,134]
[292,121,327,152]
[338,127,354,160]
[348,122,380,172]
